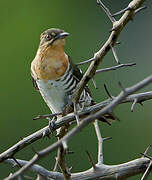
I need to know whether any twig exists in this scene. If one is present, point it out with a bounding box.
[143,145,152,156]
[5,74,152,179]
[141,161,152,180]
[131,98,138,112]
[112,6,132,17]
[94,120,103,165]
[135,5,147,14]
[97,0,116,23]
[86,151,96,169]
[33,112,62,120]
[103,84,113,99]
[72,0,144,105]
[76,57,96,66]
[111,45,120,64]
[91,77,98,89]
[103,137,112,141]
[96,63,136,74]
[112,5,146,17]
[12,157,22,168]
[73,102,80,125]
[5,158,63,179]
[5,157,151,180]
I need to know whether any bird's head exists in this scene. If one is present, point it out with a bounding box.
[39,28,69,49]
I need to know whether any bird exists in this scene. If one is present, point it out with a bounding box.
[31,28,94,117]
[31,28,114,126]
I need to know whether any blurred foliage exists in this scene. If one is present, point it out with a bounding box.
[0,0,152,179]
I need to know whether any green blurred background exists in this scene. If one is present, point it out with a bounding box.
[0,0,152,179]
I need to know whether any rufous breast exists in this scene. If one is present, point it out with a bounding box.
[32,45,69,81]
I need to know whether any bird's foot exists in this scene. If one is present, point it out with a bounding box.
[48,116,57,133]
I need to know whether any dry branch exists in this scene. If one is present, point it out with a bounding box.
[5,157,150,180]
[5,158,63,179]
[72,0,146,105]
[2,0,150,179]
[1,91,152,163]
[5,74,152,180]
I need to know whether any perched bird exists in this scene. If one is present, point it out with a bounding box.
[31,28,93,117]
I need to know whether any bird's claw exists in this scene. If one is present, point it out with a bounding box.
[48,117,57,133]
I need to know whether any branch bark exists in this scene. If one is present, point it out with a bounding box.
[1,90,152,163]
[72,0,145,104]
[5,74,152,180]
[1,91,152,163]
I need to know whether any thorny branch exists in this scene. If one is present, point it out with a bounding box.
[5,74,152,179]
[5,158,63,179]
[1,91,152,163]
[2,0,151,179]
[72,0,146,105]
[94,120,103,165]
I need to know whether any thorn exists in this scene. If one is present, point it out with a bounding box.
[74,102,80,125]
[97,0,115,23]
[33,112,62,120]
[66,167,72,175]
[112,6,132,17]
[135,5,147,14]
[66,150,74,154]
[98,115,112,126]
[76,57,96,66]
[111,46,120,64]
[68,166,73,172]
[12,157,22,168]
[141,161,152,180]
[140,153,152,160]
[104,84,113,99]
[96,63,136,74]
[92,77,98,89]
[131,98,138,112]
[109,111,120,121]
[103,137,112,141]
[109,27,116,32]
[116,41,121,45]
[118,81,126,92]
[86,150,96,169]
[143,144,152,156]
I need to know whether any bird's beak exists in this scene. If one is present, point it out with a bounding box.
[47,32,69,47]
[53,32,69,42]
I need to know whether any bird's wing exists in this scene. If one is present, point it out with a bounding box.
[31,61,39,91]
[31,76,39,90]
[68,56,93,97]
[68,56,83,81]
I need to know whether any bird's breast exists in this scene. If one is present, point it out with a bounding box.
[32,50,69,81]
[37,79,68,113]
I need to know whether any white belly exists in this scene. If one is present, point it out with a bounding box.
[37,79,68,113]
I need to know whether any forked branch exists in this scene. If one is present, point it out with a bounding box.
[72,0,146,104]
[5,74,152,180]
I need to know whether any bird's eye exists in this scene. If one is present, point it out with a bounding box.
[45,34,51,40]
